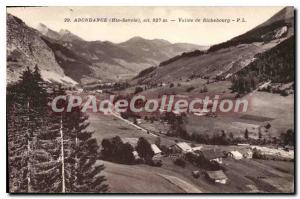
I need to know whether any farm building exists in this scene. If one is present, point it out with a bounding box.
[192,146,203,153]
[76,88,83,93]
[136,118,143,124]
[240,149,253,159]
[151,144,162,159]
[199,149,224,164]
[170,142,193,153]
[227,151,243,160]
[251,146,294,160]
[205,170,228,184]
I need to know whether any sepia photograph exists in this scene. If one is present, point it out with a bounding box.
[6,6,295,194]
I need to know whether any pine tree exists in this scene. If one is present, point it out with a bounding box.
[8,67,108,193]
[63,105,108,192]
[244,129,249,139]
[136,137,154,161]
[7,66,49,192]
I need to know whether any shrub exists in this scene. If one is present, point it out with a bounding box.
[186,86,195,92]
[147,159,162,167]
[134,86,143,94]
[174,158,186,168]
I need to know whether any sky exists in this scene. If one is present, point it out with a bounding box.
[7,6,283,45]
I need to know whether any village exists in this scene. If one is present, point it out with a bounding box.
[96,105,294,192]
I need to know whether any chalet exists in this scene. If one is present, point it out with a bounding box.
[170,142,193,153]
[240,149,253,159]
[136,118,143,124]
[77,88,83,93]
[205,170,228,184]
[250,146,294,160]
[227,151,243,160]
[151,144,162,159]
[199,149,224,164]
[191,146,203,153]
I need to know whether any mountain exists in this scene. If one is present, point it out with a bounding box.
[208,6,294,52]
[37,23,84,42]
[119,36,208,65]
[134,7,294,85]
[40,34,152,83]
[7,14,77,85]
[35,23,205,84]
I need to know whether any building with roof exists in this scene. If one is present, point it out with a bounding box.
[205,170,228,184]
[151,144,162,159]
[227,151,243,160]
[192,146,203,153]
[170,142,193,154]
[240,149,253,159]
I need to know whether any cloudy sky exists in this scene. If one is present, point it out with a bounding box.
[7,6,283,45]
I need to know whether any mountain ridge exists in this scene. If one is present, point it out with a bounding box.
[133,7,294,85]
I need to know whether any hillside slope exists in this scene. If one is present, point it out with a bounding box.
[7,14,77,85]
[134,7,294,85]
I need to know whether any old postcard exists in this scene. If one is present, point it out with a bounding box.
[7,6,295,193]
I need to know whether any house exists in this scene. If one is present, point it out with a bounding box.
[199,149,224,164]
[250,146,294,160]
[151,144,162,159]
[240,149,253,159]
[136,118,143,124]
[192,146,203,153]
[237,143,250,146]
[77,88,83,93]
[227,151,243,160]
[96,89,103,94]
[205,170,228,184]
[170,142,193,153]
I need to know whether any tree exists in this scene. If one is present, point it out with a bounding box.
[280,129,294,146]
[63,105,108,192]
[155,137,161,147]
[7,67,108,193]
[173,158,186,168]
[229,132,234,139]
[101,136,134,164]
[7,66,58,192]
[136,137,154,160]
[134,86,143,94]
[244,129,249,139]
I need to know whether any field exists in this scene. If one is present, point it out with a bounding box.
[88,107,294,193]
[186,91,294,138]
